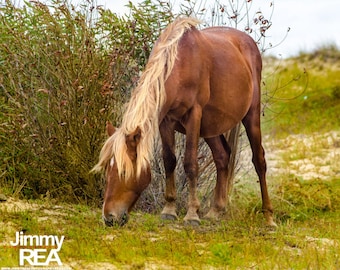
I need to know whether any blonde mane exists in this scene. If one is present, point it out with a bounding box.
[93,17,201,180]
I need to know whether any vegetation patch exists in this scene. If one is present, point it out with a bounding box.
[0,187,339,269]
[262,52,340,136]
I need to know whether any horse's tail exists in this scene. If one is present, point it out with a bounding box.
[225,122,241,195]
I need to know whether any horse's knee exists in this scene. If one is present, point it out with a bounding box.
[164,153,176,172]
[184,162,198,180]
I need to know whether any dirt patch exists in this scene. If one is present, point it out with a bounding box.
[267,131,340,180]
[0,198,42,212]
[237,131,340,181]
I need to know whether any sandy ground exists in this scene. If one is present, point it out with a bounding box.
[237,131,340,181]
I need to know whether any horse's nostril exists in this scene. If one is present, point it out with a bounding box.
[103,214,114,227]
[103,212,128,227]
[120,212,129,226]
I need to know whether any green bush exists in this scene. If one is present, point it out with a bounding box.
[0,0,172,203]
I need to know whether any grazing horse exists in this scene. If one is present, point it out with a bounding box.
[93,17,276,227]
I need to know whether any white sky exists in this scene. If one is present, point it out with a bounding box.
[10,0,340,57]
[94,0,340,58]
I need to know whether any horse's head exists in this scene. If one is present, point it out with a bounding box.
[102,123,151,227]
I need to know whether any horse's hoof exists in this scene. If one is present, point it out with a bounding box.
[184,219,201,226]
[264,214,278,229]
[204,211,219,220]
[266,220,278,229]
[204,207,226,221]
[161,213,178,221]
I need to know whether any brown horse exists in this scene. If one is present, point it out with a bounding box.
[93,17,276,227]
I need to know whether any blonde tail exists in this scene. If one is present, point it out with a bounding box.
[225,122,241,195]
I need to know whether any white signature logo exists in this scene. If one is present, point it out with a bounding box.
[10,231,64,267]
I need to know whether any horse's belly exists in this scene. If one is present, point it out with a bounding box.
[199,107,243,138]
[199,83,253,137]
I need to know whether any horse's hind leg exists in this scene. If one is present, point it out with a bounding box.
[160,119,178,220]
[204,135,230,220]
[242,104,277,227]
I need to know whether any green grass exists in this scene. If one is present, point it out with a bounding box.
[1,177,339,269]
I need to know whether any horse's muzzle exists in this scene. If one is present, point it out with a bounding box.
[103,212,129,227]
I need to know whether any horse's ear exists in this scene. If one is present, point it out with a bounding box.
[126,127,141,148]
[106,121,116,136]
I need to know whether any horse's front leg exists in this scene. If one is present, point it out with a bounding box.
[183,106,202,225]
[160,119,178,220]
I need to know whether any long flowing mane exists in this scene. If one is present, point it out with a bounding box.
[93,17,201,180]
